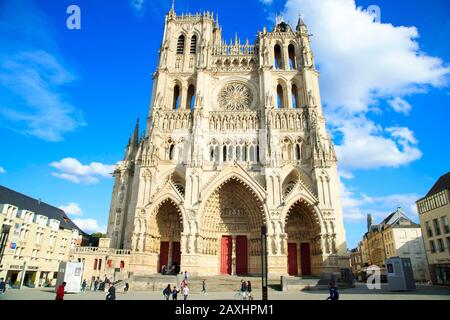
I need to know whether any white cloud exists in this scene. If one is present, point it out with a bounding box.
[388,97,412,115]
[50,158,115,184]
[72,218,106,234]
[340,181,420,222]
[59,202,83,216]
[0,166,5,174]
[259,0,273,4]
[0,0,85,142]
[274,0,450,173]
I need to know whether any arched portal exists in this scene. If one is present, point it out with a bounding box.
[200,178,265,275]
[285,200,322,276]
[148,199,183,273]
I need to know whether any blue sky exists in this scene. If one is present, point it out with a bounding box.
[0,0,449,248]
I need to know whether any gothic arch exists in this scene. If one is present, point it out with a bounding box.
[281,196,323,232]
[146,195,187,232]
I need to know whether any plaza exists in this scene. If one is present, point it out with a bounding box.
[1,283,449,300]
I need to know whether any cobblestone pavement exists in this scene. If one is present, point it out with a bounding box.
[1,284,449,300]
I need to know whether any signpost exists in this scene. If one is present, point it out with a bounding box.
[261,225,268,300]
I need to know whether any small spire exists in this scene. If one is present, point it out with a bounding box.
[132,118,139,146]
[296,13,306,31]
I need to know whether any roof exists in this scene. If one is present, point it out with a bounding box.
[0,185,85,234]
[425,172,450,197]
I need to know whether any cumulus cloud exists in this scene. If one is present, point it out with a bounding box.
[0,166,5,174]
[341,181,420,222]
[274,0,450,173]
[59,202,83,216]
[50,158,115,184]
[72,218,106,234]
[388,97,412,115]
[0,0,85,142]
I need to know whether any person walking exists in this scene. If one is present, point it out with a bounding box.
[201,279,206,294]
[55,282,66,300]
[240,279,247,300]
[106,283,116,300]
[81,279,87,292]
[0,278,6,294]
[183,283,189,301]
[163,284,171,300]
[184,270,189,281]
[247,281,253,300]
[94,278,99,291]
[326,282,339,301]
[124,282,129,293]
[172,286,179,300]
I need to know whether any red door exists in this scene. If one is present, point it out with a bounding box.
[220,236,232,274]
[159,242,169,272]
[236,236,248,275]
[300,243,311,275]
[172,242,181,265]
[288,243,298,275]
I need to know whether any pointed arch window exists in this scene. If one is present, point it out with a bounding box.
[187,85,195,109]
[173,85,180,110]
[277,84,285,109]
[288,44,296,69]
[274,44,283,69]
[292,84,299,109]
[190,35,197,54]
[296,144,301,160]
[177,35,185,54]
[169,144,175,160]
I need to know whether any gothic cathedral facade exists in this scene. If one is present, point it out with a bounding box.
[106,8,349,278]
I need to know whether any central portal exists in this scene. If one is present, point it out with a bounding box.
[201,177,265,275]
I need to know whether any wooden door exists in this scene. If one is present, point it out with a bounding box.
[220,236,232,274]
[236,236,248,275]
[288,243,298,275]
[300,243,311,275]
[159,241,169,272]
[172,242,181,265]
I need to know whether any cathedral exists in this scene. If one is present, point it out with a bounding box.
[106,7,348,278]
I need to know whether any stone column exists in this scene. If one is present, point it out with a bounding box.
[231,236,236,276]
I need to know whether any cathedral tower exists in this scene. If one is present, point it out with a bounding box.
[106,9,348,278]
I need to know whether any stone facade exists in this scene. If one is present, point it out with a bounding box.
[106,9,348,278]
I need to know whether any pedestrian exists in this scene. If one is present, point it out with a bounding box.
[0,278,6,294]
[163,284,171,300]
[201,279,206,294]
[183,283,189,300]
[184,270,189,281]
[124,282,129,293]
[247,281,252,300]
[326,282,339,301]
[81,279,87,292]
[240,279,247,300]
[172,286,179,300]
[55,282,66,300]
[106,283,116,300]
[94,278,99,291]
[180,279,186,290]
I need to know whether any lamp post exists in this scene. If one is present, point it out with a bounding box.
[261,225,268,300]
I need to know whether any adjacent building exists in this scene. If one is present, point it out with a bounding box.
[416,172,450,285]
[357,208,429,282]
[0,185,84,287]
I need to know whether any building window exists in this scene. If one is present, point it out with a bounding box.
[120,261,125,269]
[190,35,197,54]
[98,259,102,270]
[441,216,450,234]
[277,84,285,108]
[429,240,436,253]
[274,44,283,69]
[186,85,195,109]
[288,44,296,69]
[172,85,180,110]
[291,84,299,109]
[446,237,450,252]
[437,238,445,252]
[434,218,441,236]
[176,35,185,54]
[93,259,98,270]
[426,221,433,237]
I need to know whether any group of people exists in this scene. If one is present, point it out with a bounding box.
[54,276,130,300]
[162,270,199,300]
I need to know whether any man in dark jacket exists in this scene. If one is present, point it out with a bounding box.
[106,283,116,300]
[326,282,339,300]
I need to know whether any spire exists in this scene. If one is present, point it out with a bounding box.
[132,118,139,146]
[296,13,306,31]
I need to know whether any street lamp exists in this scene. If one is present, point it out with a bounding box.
[261,225,268,300]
